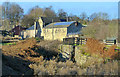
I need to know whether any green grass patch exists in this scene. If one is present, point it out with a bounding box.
[82,52,91,56]
[35,37,42,42]
[73,44,78,46]
[0,42,16,45]
[116,46,120,49]
[105,45,111,48]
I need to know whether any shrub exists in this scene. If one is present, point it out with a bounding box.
[85,38,118,60]
[35,37,42,42]
[102,45,117,60]
[29,59,118,75]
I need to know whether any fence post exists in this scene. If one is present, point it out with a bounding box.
[81,38,82,45]
[103,39,106,43]
[114,39,116,44]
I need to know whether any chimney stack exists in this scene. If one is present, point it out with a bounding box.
[52,19,53,23]
[67,17,68,22]
[34,21,37,37]
[34,22,37,30]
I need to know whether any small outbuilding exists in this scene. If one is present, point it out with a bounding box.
[20,21,41,38]
[10,25,26,37]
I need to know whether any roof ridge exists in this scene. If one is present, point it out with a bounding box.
[44,21,76,28]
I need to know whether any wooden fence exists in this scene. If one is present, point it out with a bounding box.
[63,37,87,45]
[2,37,21,43]
[77,38,87,45]
[105,39,116,46]
[63,37,117,46]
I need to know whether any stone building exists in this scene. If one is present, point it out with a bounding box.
[21,17,84,41]
[10,25,26,37]
[21,17,61,38]
[42,21,84,41]
[20,22,40,38]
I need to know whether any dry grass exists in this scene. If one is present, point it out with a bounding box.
[29,57,118,75]
[37,40,62,53]
[2,38,37,57]
[2,38,119,75]
[85,38,118,60]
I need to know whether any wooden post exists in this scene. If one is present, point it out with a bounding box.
[114,39,116,44]
[81,38,82,45]
[34,21,37,37]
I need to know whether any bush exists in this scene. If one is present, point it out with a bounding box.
[35,37,42,42]
[29,58,118,75]
[85,38,118,60]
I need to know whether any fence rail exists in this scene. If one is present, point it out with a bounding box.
[105,40,116,45]
[2,37,21,43]
[63,37,86,45]
[63,37,117,46]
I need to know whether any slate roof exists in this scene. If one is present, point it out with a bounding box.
[44,21,76,28]
[26,22,40,30]
[26,25,34,30]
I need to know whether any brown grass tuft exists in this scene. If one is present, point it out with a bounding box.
[85,38,118,59]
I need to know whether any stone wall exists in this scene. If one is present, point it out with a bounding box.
[75,46,103,66]
[75,46,87,65]
[42,28,67,41]
[21,30,38,38]
[58,45,104,66]
[58,44,73,60]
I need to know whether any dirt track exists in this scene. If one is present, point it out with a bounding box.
[2,38,61,75]
[2,38,37,56]
[2,38,39,75]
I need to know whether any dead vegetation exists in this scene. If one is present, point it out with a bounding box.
[85,38,118,60]
[29,58,118,75]
[2,38,61,62]
[2,38,62,75]
[2,38,119,75]
[37,40,62,53]
[2,38,37,57]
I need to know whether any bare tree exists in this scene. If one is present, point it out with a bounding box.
[44,6,56,17]
[89,13,98,21]
[2,2,11,19]
[2,2,24,30]
[8,3,23,24]
[58,9,67,18]
[21,6,57,27]
[97,12,109,20]
[21,6,44,27]
[21,15,35,28]
[79,12,88,24]
[80,12,87,21]
[89,12,109,23]
[82,12,117,40]
[28,6,45,19]
[0,5,2,26]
